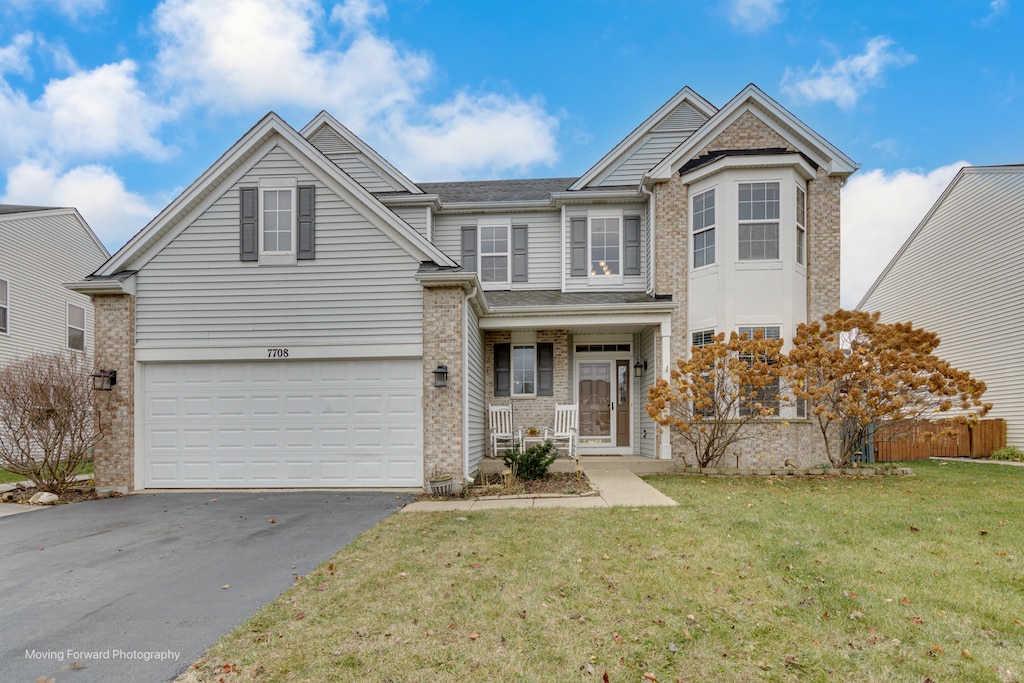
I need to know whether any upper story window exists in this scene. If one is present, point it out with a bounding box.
[480,223,510,284]
[738,182,780,261]
[692,188,716,268]
[589,216,621,277]
[0,278,7,334]
[261,188,294,254]
[796,186,806,266]
[67,303,85,351]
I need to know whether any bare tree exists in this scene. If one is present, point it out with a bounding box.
[0,352,109,494]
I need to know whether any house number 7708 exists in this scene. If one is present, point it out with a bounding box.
[267,348,289,358]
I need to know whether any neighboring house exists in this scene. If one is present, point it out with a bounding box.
[859,165,1024,447]
[0,205,109,366]
[69,83,856,493]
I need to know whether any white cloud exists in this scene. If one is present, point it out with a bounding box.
[725,0,784,33]
[841,161,967,309]
[4,0,106,20]
[386,91,560,181]
[976,0,1010,26]
[330,0,387,33]
[0,32,33,76]
[782,36,917,109]
[2,161,156,251]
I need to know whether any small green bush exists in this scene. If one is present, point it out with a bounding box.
[989,446,1024,462]
[503,440,559,480]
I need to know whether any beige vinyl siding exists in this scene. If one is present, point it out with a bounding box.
[466,304,486,476]
[861,167,1024,446]
[135,145,423,348]
[0,211,106,365]
[563,207,648,292]
[392,205,430,239]
[635,327,657,457]
[432,211,561,290]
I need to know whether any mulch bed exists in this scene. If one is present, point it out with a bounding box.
[1,484,101,505]
[423,471,593,500]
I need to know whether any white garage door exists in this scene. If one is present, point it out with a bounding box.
[142,359,422,488]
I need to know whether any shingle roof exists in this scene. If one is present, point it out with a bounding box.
[0,204,56,215]
[417,178,578,203]
[485,290,666,309]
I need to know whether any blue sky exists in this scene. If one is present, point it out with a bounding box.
[1,0,1021,306]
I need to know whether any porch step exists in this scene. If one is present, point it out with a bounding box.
[480,457,677,476]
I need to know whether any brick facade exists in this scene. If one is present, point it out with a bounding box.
[91,293,135,492]
[421,284,465,489]
[807,167,842,320]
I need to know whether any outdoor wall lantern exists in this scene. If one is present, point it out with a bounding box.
[91,369,117,391]
[633,355,648,379]
[432,364,449,388]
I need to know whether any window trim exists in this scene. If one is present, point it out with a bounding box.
[67,302,86,352]
[737,181,781,262]
[692,188,716,269]
[587,211,623,283]
[512,344,537,397]
[0,277,8,335]
[796,185,806,266]
[258,178,297,260]
[478,219,511,286]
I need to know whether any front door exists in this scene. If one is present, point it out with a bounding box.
[578,360,631,450]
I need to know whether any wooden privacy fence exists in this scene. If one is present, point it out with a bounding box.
[873,419,1006,462]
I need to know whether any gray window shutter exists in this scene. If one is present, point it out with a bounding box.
[624,215,641,275]
[570,217,587,277]
[461,226,477,272]
[537,342,553,396]
[512,224,528,282]
[297,185,315,260]
[239,187,258,261]
[494,343,510,396]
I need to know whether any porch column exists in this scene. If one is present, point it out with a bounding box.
[421,283,466,491]
[658,319,673,460]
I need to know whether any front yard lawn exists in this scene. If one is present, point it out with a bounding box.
[0,461,93,485]
[180,460,1024,682]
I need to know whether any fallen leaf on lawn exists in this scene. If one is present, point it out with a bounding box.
[294,612,305,620]
[268,518,277,524]
[328,563,335,572]
[315,583,328,591]
[961,648,973,660]
[686,614,695,621]
[849,611,864,620]
[469,633,479,640]
[1015,619,1023,626]
[683,628,692,640]
[909,525,919,532]
[613,633,622,644]
[910,616,925,625]
[221,584,230,590]
[846,591,857,599]
[929,645,945,655]
[979,529,988,536]
[397,572,408,579]
[581,662,595,675]
[668,642,679,652]
[822,612,831,620]
[603,671,610,683]
[643,673,658,681]
[900,597,912,605]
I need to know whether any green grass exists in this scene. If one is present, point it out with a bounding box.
[179,460,1024,683]
[0,460,93,485]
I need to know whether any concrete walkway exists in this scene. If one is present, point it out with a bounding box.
[400,468,677,512]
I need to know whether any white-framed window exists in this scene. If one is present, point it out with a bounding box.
[0,278,7,334]
[67,302,85,352]
[692,329,715,348]
[692,188,716,268]
[796,186,806,266]
[512,344,536,396]
[738,182,780,261]
[589,215,621,277]
[479,222,510,284]
[260,185,296,255]
[738,325,781,417]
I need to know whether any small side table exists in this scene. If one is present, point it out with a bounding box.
[520,435,547,450]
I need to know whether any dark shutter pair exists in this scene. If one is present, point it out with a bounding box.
[461,225,528,281]
[569,214,642,276]
[239,185,316,261]
[493,342,553,396]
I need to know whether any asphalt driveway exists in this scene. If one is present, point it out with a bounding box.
[0,490,414,682]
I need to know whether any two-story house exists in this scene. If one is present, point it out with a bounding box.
[1,205,109,365]
[70,84,856,493]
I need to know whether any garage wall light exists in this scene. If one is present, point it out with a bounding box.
[432,365,449,388]
[91,369,117,391]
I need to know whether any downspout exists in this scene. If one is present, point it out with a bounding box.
[639,174,655,296]
[560,204,567,292]
[462,286,471,485]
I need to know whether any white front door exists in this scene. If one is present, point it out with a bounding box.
[577,360,631,452]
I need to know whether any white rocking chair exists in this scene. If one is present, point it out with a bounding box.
[488,405,516,458]
[544,404,579,462]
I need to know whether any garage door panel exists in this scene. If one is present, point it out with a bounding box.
[142,360,423,488]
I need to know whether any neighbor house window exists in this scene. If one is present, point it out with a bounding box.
[0,278,7,334]
[692,188,715,268]
[589,216,621,276]
[738,325,780,417]
[738,182,780,260]
[479,223,510,283]
[67,303,85,351]
[512,345,536,396]
[796,186,806,266]
[260,187,294,254]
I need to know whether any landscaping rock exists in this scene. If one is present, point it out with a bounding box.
[29,491,59,505]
